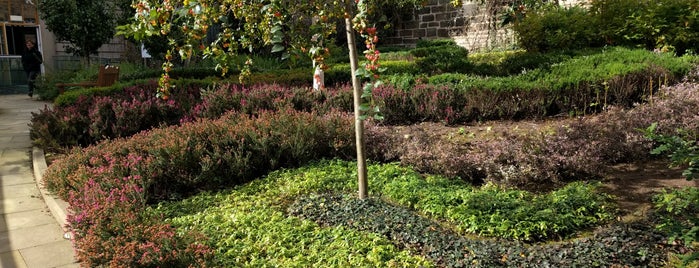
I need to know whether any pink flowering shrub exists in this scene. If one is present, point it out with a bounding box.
[44,108,355,201]
[68,173,213,267]
[30,80,202,152]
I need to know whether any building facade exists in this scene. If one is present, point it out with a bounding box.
[0,0,132,87]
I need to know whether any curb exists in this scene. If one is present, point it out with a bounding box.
[32,147,70,232]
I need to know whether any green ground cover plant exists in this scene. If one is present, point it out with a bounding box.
[147,160,665,267]
[653,187,699,266]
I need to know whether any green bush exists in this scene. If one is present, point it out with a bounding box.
[325,60,420,86]
[518,0,699,54]
[621,0,699,54]
[415,38,458,48]
[588,0,644,47]
[513,6,602,52]
[410,39,471,74]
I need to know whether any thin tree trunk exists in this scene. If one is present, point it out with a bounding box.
[343,0,368,199]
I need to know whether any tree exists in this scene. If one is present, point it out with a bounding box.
[123,0,421,199]
[38,0,117,64]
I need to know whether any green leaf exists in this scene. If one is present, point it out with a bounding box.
[363,83,373,93]
[271,44,285,53]
[355,68,367,77]
[359,103,370,112]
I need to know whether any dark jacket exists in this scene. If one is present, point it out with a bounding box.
[22,47,43,72]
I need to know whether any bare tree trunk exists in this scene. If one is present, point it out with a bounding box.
[343,0,368,199]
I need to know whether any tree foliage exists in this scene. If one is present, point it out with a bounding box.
[38,0,117,62]
[121,0,422,199]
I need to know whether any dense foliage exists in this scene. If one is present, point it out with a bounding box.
[514,0,699,54]
[31,48,694,154]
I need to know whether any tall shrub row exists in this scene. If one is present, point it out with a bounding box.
[45,109,355,201]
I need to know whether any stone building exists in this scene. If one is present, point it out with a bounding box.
[384,0,588,51]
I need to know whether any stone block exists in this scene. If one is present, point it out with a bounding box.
[426,28,437,37]
[438,29,450,37]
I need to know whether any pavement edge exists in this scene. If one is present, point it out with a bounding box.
[32,147,70,232]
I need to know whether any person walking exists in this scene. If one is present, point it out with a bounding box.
[22,40,43,98]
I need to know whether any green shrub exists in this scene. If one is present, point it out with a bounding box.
[513,6,602,52]
[415,38,458,48]
[411,39,471,74]
[121,66,226,81]
[588,0,642,47]
[325,60,420,85]
[34,69,76,100]
[621,0,699,54]
[381,73,426,91]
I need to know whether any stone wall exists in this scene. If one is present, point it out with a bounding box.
[384,0,589,51]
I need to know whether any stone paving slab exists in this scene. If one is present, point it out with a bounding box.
[0,250,28,268]
[0,94,77,267]
[0,196,46,215]
[20,240,77,268]
[0,174,33,187]
[0,223,65,253]
[0,209,56,231]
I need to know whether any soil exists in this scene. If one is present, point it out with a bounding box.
[603,161,699,220]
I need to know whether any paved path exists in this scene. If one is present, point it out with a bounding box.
[0,94,78,268]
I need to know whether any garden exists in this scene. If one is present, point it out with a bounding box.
[30,0,699,267]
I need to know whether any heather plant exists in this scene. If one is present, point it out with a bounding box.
[365,79,699,190]
[30,80,203,152]
[31,47,695,153]
[43,109,355,201]
[67,174,213,267]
